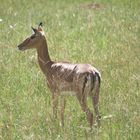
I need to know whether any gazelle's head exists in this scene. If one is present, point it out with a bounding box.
[17,22,45,51]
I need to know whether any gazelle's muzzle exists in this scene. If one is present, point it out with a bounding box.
[17,38,30,51]
[17,44,26,51]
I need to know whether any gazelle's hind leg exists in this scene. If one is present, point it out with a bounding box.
[92,81,101,127]
[75,74,94,127]
[76,93,93,127]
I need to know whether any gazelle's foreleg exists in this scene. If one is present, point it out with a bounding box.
[52,93,59,119]
[60,96,66,126]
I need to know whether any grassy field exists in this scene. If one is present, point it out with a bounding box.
[0,0,140,139]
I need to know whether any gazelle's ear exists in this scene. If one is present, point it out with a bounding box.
[39,22,43,27]
[31,27,37,33]
[38,22,43,31]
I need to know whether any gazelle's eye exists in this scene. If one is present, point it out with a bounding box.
[31,35,35,39]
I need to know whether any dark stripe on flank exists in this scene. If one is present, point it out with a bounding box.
[82,76,88,95]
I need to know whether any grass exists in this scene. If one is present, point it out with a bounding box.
[0,0,140,139]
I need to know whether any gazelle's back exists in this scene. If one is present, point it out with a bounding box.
[48,62,101,93]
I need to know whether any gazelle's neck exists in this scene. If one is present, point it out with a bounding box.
[37,38,52,75]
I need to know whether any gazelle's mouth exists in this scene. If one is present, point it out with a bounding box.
[18,45,26,51]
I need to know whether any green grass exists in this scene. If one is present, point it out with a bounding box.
[0,0,140,139]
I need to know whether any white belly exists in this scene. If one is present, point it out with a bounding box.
[60,91,76,96]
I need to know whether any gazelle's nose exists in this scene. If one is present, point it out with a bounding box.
[17,45,21,50]
[17,45,24,51]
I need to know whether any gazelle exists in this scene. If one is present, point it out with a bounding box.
[17,23,101,127]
